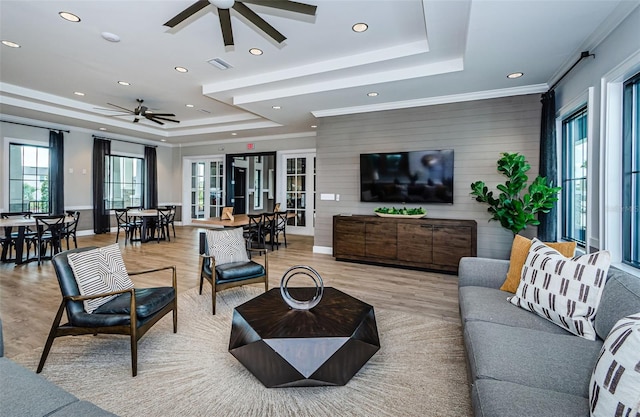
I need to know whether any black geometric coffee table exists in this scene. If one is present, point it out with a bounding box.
[229,287,380,387]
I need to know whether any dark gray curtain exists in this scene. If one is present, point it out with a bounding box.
[538,90,558,241]
[49,130,64,215]
[144,146,158,209]
[93,138,111,234]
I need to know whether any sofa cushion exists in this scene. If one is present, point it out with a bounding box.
[594,266,640,340]
[589,314,640,417]
[509,239,610,340]
[459,286,571,335]
[50,400,117,416]
[472,379,589,417]
[464,321,602,397]
[0,357,79,416]
[205,227,249,266]
[67,244,135,313]
[501,234,576,293]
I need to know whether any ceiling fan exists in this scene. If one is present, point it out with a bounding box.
[164,0,317,47]
[105,99,180,125]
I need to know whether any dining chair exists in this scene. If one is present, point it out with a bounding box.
[34,214,66,265]
[114,209,136,245]
[154,208,172,243]
[261,212,276,251]
[62,210,80,250]
[244,214,263,248]
[164,205,177,238]
[273,210,289,249]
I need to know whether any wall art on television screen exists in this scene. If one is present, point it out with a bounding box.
[360,149,454,203]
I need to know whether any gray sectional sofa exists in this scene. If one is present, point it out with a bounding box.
[0,320,116,417]
[458,257,640,417]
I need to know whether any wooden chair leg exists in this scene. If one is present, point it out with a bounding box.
[37,301,66,373]
[212,284,217,315]
[173,302,178,333]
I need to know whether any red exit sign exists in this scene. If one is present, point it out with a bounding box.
[247,143,254,150]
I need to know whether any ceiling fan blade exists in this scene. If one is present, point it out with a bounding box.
[107,103,135,113]
[146,116,165,125]
[243,0,317,16]
[164,0,210,27]
[147,113,176,117]
[218,8,234,46]
[133,118,140,123]
[233,2,286,43]
[152,116,180,123]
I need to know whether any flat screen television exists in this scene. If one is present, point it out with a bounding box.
[360,149,454,203]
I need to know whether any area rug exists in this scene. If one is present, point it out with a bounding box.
[13,286,472,417]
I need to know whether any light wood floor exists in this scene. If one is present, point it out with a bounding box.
[0,226,462,359]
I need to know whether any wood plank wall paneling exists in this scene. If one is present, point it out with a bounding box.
[315,94,542,259]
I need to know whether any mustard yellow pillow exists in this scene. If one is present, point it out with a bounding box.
[500,235,576,293]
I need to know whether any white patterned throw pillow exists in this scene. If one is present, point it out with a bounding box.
[67,244,135,314]
[589,314,640,417]
[509,238,610,340]
[205,227,249,267]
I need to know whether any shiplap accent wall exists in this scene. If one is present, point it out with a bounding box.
[315,94,542,260]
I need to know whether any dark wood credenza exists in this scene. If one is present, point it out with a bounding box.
[333,215,477,274]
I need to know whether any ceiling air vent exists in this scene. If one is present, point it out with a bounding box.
[198,109,212,114]
[207,57,232,70]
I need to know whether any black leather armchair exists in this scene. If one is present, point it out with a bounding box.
[37,247,178,376]
[198,231,268,315]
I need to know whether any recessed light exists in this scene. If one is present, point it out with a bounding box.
[249,48,263,56]
[1,40,20,48]
[74,91,85,96]
[117,81,130,86]
[186,104,195,108]
[59,11,81,22]
[231,132,238,136]
[174,66,188,73]
[352,23,368,33]
[99,127,107,131]
[507,72,524,79]
[272,106,281,110]
[367,92,379,97]
[101,32,120,43]
[311,125,317,128]
[161,139,167,142]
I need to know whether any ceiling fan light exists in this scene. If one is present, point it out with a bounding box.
[210,0,235,9]
[249,48,263,56]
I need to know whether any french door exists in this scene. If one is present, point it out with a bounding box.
[279,151,315,235]
[184,158,225,222]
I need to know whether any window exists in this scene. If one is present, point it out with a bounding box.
[105,155,144,209]
[8,143,49,213]
[561,106,588,246]
[622,72,640,268]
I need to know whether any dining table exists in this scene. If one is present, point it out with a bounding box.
[192,212,295,228]
[127,209,161,243]
[0,214,75,265]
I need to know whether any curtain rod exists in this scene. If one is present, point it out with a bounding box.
[1,119,70,133]
[548,51,595,92]
[92,135,157,148]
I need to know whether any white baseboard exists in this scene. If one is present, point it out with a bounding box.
[313,245,333,255]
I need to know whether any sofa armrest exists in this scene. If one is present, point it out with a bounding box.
[458,257,510,289]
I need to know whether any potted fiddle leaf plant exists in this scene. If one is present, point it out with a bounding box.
[470,152,560,235]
